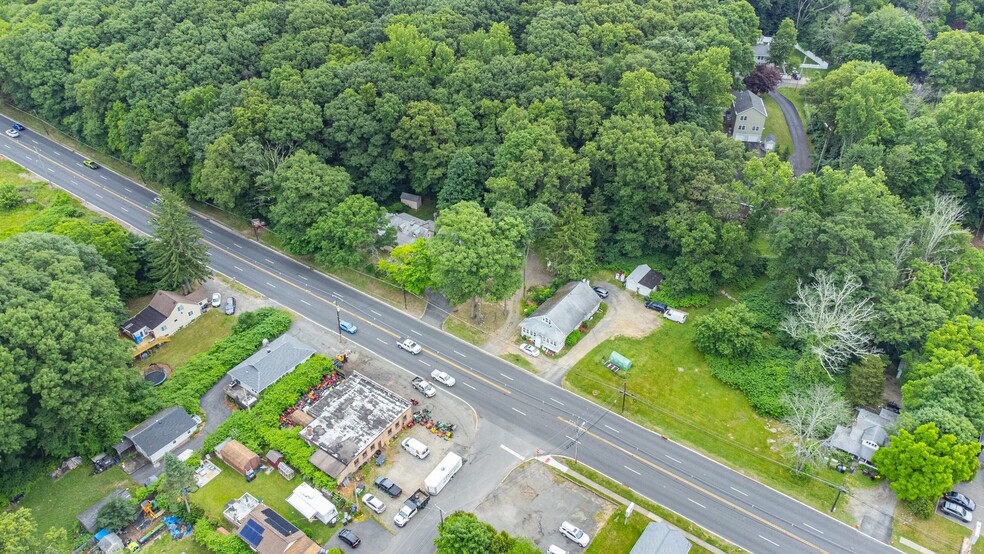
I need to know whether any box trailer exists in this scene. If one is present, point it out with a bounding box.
[424,452,463,495]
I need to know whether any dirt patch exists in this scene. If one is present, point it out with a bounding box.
[843,478,897,544]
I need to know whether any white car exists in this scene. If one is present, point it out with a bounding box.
[519,343,540,358]
[560,521,591,547]
[398,338,422,354]
[210,292,221,307]
[5,129,20,138]
[430,370,456,387]
[361,493,385,514]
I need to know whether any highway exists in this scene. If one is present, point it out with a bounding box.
[0,114,899,554]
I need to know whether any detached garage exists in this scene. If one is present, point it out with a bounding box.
[214,438,260,477]
[625,264,664,297]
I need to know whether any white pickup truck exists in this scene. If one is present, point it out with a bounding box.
[430,370,456,387]
[412,377,437,398]
[398,338,422,354]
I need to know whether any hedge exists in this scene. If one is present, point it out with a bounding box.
[647,289,710,308]
[707,346,797,418]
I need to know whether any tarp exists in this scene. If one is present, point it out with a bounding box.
[609,351,632,370]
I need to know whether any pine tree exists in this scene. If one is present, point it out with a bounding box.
[148,190,211,293]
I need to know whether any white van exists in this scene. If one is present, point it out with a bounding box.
[401,437,430,460]
[548,546,569,554]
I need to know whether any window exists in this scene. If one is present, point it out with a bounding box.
[738,125,746,131]
[752,126,759,131]
[161,325,167,332]
[739,115,748,121]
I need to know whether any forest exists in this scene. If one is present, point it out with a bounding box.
[4,0,984,528]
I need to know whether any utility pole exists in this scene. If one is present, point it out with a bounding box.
[334,300,343,344]
[621,382,627,414]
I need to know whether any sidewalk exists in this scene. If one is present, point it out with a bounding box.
[537,456,729,554]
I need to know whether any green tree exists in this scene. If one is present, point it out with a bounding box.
[194,134,252,211]
[270,151,353,254]
[845,355,886,408]
[307,195,393,268]
[544,204,598,281]
[872,423,980,502]
[769,18,798,67]
[53,219,141,299]
[615,69,669,121]
[134,119,190,188]
[438,150,482,210]
[96,495,135,531]
[392,101,457,195]
[903,365,984,433]
[378,239,434,295]
[0,509,35,554]
[0,233,132,467]
[693,303,761,358]
[686,47,734,128]
[148,190,211,294]
[0,183,21,210]
[856,6,927,76]
[161,452,196,514]
[911,315,984,379]
[435,511,494,554]
[921,31,984,93]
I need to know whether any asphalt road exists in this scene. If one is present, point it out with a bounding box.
[769,90,813,176]
[0,116,899,554]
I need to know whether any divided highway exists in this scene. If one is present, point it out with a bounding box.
[0,115,898,554]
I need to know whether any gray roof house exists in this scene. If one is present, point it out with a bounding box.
[753,36,772,64]
[520,281,601,353]
[384,212,435,247]
[77,489,132,533]
[113,406,199,465]
[827,408,899,464]
[629,522,692,554]
[732,91,767,144]
[227,335,316,398]
[625,264,665,297]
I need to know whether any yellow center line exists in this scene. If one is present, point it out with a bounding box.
[557,417,828,554]
[6,135,512,395]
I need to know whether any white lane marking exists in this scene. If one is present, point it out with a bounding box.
[24,156,32,161]
[2,144,9,148]
[120,206,129,213]
[419,360,431,367]
[233,243,242,249]
[124,187,132,192]
[264,258,274,264]
[511,407,526,416]
[802,523,823,534]
[94,193,103,198]
[411,329,422,335]
[759,535,780,548]
[499,373,514,381]
[550,398,565,406]
[463,383,476,390]
[453,350,467,357]
[30,139,38,145]
[624,465,641,476]
[688,499,706,509]
[665,455,682,464]
[565,436,581,444]
[53,150,61,156]
[203,228,213,234]
[47,167,54,172]
[233,266,244,272]
[370,309,382,316]
[300,299,312,306]
[730,487,748,497]
[500,445,525,461]
[265,282,276,288]
[297,274,308,281]
[71,180,80,186]
[376,338,388,345]
[604,424,620,434]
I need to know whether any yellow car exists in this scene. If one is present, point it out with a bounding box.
[83,159,99,169]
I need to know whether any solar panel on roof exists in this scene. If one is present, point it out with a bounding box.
[261,507,299,536]
[239,519,264,548]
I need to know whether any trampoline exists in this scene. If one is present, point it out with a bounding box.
[144,370,167,386]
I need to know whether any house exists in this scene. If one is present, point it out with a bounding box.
[827,408,899,465]
[303,373,413,482]
[286,482,338,524]
[520,281,601,353]
[400,192,423,210]
[629,522,692,554]
[753,36,772,64]
[215,438,261,477]
[121,290,206,350]
[625,264,665,297]
[77,489,132,533]
[732,91,767,144]
[225,335,316,408]
[224,493,261,527]
[237,503,320,554]
[113,407,199,466]
[384,212,435,247]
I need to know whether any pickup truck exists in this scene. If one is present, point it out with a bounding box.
[430,369,456,387]
[412,376,437,398]
[398,338,422,354]
[374,476,403,498]
[394,489,430,527]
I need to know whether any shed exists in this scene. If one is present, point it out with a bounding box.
[215,438,260,476]
[400,192,423,210]
[286,482,338,524]
[609,351,633,371]
[97,532,125,554]
[625,264,665,297]
[266,450,284,469]
[764,134,776,152]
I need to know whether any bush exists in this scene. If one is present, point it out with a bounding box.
[0,183,21,210]
[251,356,335,428]
[693,303,761,358]
[648,290,709,308]
[193,517,253,554]
[203,411,263,453]
[905,498,935,519]
[739,281,789,331]
[565,329,581,346]
[708,347,797,418]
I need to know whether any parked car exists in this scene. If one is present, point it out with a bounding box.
[5,129,20,138]
[338,528,361,547]
[361,493,385,514]
[560,521,591,547]
[645,301,668,313]
[224,297,236,315]
[592,286,609,298]
[339,320,358,334]
[944,492,976,512]
[211,292,221,307]
[401,437,430,459]
[11,123,25,131]
[398,338,422,354]
[430,370,455,387]
[83,159,99,169]
[940,500,973,523]
[519,343,540,358]
[374,476,402,498]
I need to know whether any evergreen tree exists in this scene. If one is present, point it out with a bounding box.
[148,190,211,293]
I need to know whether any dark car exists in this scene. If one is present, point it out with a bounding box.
[11,123,25,131]
[83,159,99,169]
[944,491,976,512]
[374,476,403,498]
[592,286,609,298]
[645,301,668,313]
[224,297,236,315]
[940,500,973,523]
[338,528,361,548]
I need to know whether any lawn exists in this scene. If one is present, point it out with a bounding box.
[893,503,976,554]
[330,267,427,316]
[192,458,339,544]
[18,462,136,540]
[586,511,656,554]
[762,94,792,153]
[443,300,512,346]
[563,293,857,523]
[135,309,237,374]
[142,533,211,554]
[778,88,810,132]
[501,353,536,373]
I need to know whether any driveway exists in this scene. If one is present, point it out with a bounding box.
[769,90,812,176]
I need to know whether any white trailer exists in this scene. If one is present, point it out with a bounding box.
[424,452,462,495]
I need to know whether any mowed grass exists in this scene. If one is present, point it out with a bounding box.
[18,462,135,540]
[893,503,976,554]
[142,533,211,554]
[192,459,338,544]
[586,511,656,554]
[762,94,793,153]
[501,353,536,373]
[443,301,511,346]
[134,309,236,373]
[563,293,854,521]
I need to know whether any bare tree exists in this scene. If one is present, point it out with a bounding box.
[795,0,847,29]
[916,193,967,265]
[781,385,852,475]
[781,272,878,378]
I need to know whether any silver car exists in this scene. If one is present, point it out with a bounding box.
[362,493,385,514]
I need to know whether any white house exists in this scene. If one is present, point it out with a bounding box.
[520,281,601,353]
[286,482,338,524]
[625,264,664,297]
[121,290,206,344]
[113,406,199,465]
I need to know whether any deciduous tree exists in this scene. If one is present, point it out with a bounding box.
[96,495,136,531]
[269,151,353,254]
[781,385,851,474]
[769,19,798,67]
[378,239,434,295]
[743,65,783,94]
[435,511,494,553]
[873,423,980,502]
[307,195,393,268]
[694,303,762,358]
